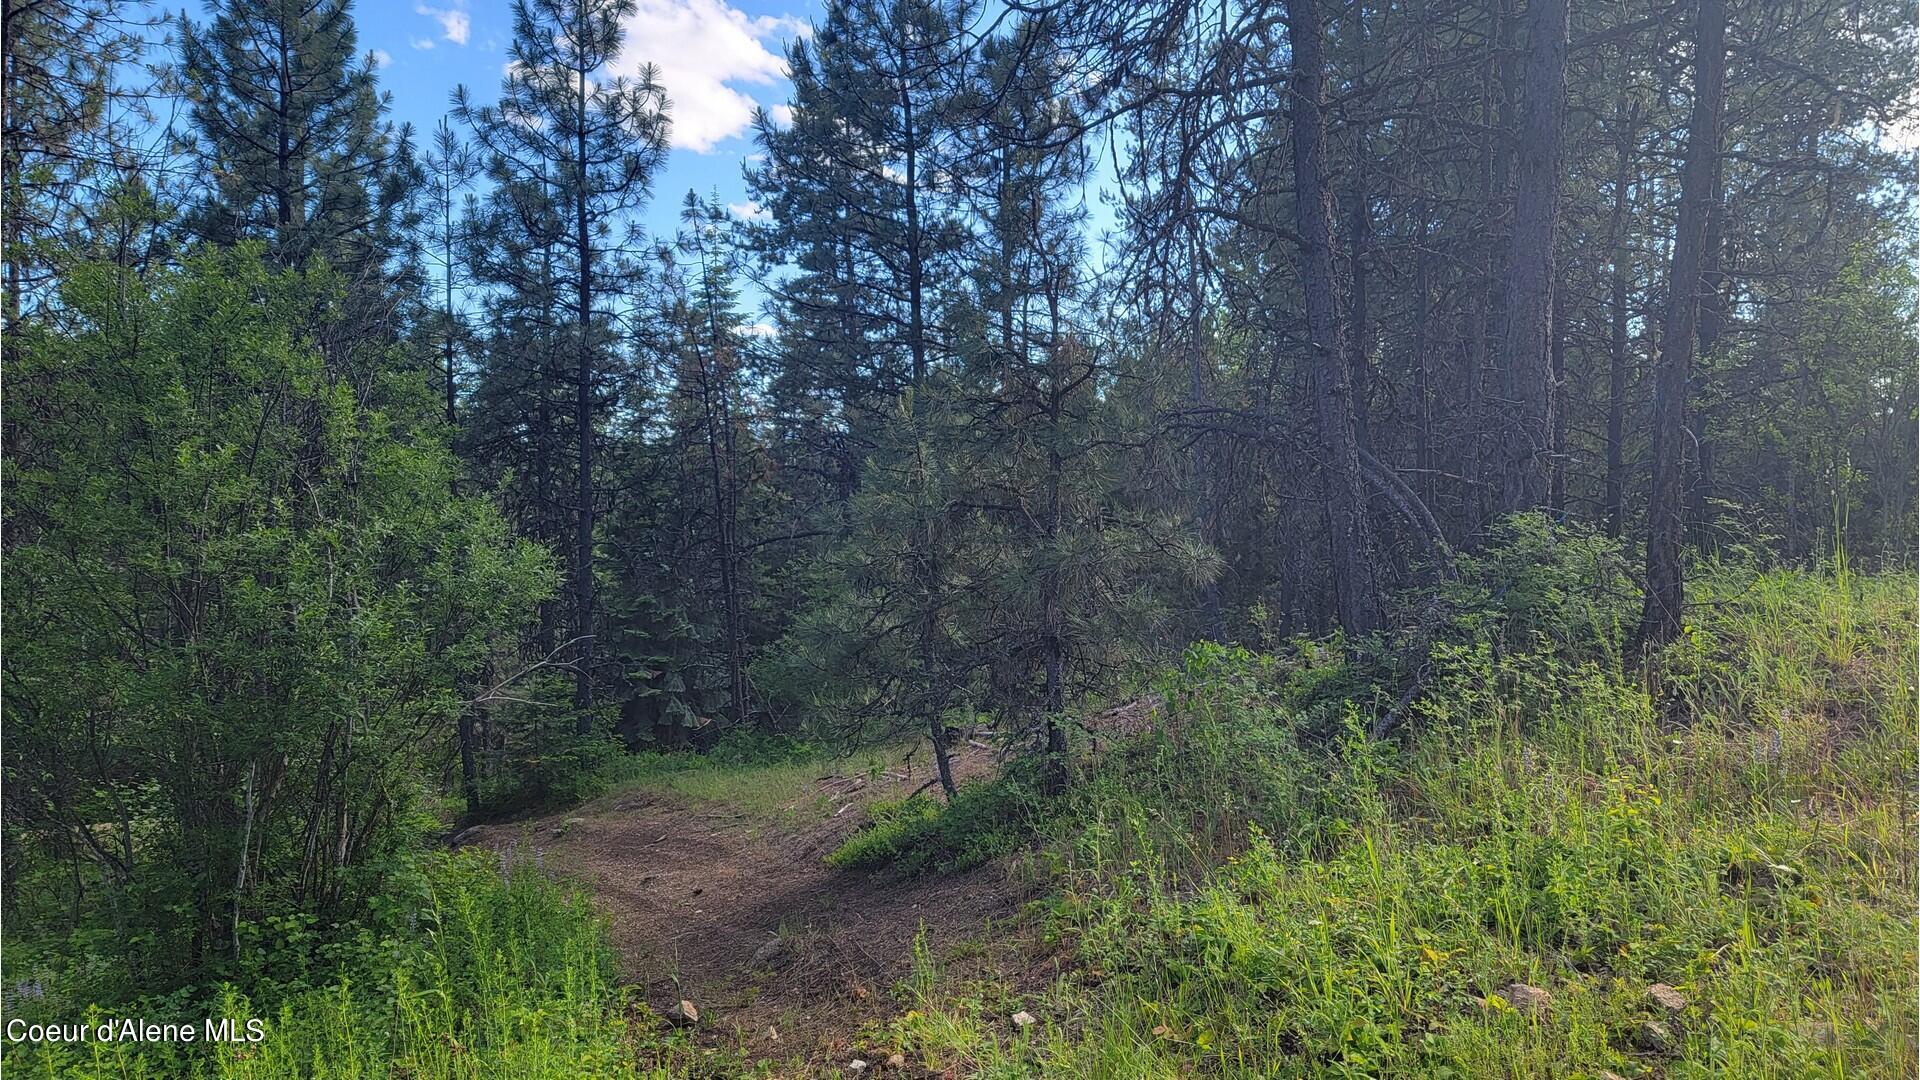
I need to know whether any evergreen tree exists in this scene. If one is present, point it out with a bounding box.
[458,0,670,730]
[2,0,151,340]
[421,117,482,437]
[178,0,414,275]
[601,196,777,743]
[748,0,977,790]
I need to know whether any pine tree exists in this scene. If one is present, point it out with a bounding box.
[421,117,482,437]
[602,194,768,742]
[178,0,412,274]
[749,0,976,790]
[2,0,150,341]
[458,0,669,731]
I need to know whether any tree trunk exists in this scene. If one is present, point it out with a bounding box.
[1286,0,1384,636]
[1638,0,1728,648]
[1602,96,1640,539]
[899,59,954,797]
[1042,285,1069,794]
[1496,0,1569,512]
[572,55,596,733]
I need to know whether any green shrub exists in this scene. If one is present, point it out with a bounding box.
[829,770,1049,876]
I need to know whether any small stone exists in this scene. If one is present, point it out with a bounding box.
[664,999,700,1027]
[1634,1019,1675,1053]
[1648,983,1686,1012]
[752,935,787,966]
[1598,1072,1627,1080]
[1796,1020,1840,1047]
[885,1052,907,1069]
[1011,1010,1037,1028]
[1504,983,1551,1013]
[764,1026,779,1042]
[847,1060,869,1073]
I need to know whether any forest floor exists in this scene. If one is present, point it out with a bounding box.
[460,704,1157,1073]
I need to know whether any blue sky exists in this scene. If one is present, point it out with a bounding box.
[354,0,818,238]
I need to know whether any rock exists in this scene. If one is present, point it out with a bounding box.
[1795,1020,1840,1047]
[1011,1010,1037,1028]
[885,1052,907,1070]
[1634,1019,1676,1053]
[764,1026,780,1043]
[752,936,787,966]
[847,1060,869,1073]
[1598,1072,1627,1080]
[1724,859,1800,892]
[663,999,700,1028]
[1504,983,1551,1013]
[1648,983,1686,1013]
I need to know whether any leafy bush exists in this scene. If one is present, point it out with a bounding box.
[706,729,819,766]
[5,248,558,989]
[1409,511,1637,665]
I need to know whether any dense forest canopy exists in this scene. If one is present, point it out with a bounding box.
[2,0,1913,1021]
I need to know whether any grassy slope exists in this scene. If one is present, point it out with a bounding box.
[885,569,1915,1078]
[9,568,1909,1078]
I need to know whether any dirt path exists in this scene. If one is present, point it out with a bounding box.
[458,742,1033,1071]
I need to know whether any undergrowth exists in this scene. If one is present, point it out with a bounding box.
[2,850,744,1079]
[863,560,1915,1077]
[827,771,1047,876]
[601,731,913,822]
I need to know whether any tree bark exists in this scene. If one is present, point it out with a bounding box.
[1285,0,1384,636]
[1638,0,1728,648]
[572,42,596,733]
[1496,0,1569,512]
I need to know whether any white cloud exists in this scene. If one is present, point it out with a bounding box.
[768,103,794,128]
[726,200,768,221]
[411,37,436,50]
[742,322,778,337]
[371,48,393,68]
[618,0,808,153]
[417,2,471,46]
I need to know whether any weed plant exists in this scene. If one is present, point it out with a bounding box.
[877,562,1915,1078]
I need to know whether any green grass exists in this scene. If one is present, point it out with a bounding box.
[877,568,1916,1078]
[825,774,1046,875]
[2,850,748,1079]
[12,565,1908,1078]
[598,736,915,822]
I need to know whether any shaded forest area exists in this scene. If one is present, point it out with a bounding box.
[1,0,1913,1070]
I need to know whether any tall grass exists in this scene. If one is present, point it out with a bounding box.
[884,569,1916,1078]
[5,851,714,1079]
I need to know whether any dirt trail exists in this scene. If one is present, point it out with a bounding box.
[458,742,1031,1069]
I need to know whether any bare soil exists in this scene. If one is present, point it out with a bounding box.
[458,739,1038,1072]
